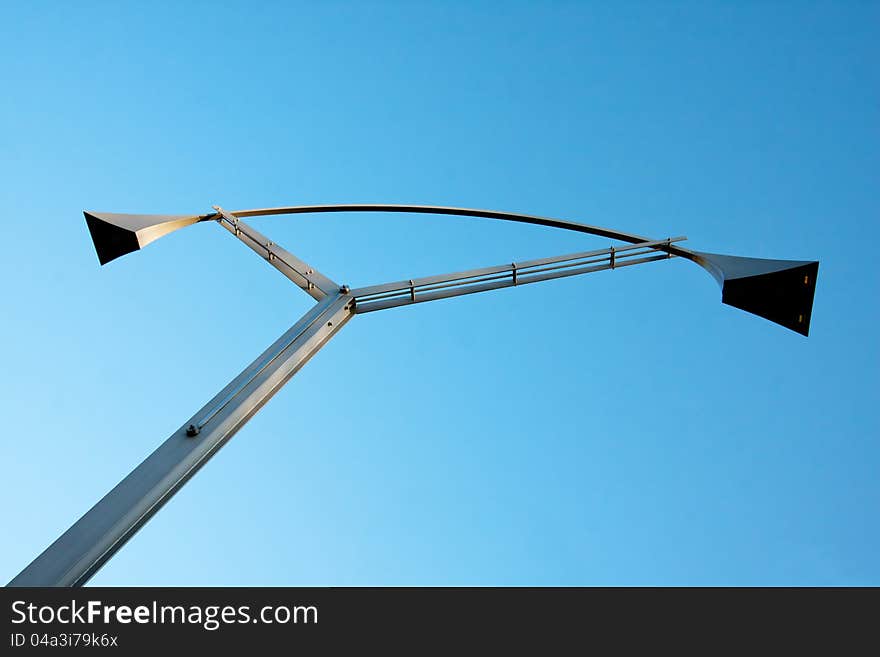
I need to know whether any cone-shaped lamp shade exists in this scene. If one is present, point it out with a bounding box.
[693,251,819,336]
[84,211,205,265]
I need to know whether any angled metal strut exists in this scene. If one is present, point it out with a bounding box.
[212,205,337,300]
[10,203,819,586]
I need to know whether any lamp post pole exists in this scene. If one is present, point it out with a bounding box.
[8,204,819,586]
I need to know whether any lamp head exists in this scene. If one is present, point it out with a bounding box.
[693,251,819,336]
[83,211,207,265]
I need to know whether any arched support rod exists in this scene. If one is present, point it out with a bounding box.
[221,203,697,260]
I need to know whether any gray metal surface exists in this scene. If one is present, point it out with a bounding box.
[9,293,354,587]
[213,206,337,300]
[219,203,697,260]
[352,238,685,313]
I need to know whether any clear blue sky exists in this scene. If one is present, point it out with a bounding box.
[1,1,877,585]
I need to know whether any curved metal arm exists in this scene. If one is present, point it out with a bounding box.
[222,203,697,260]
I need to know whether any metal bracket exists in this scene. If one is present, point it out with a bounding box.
[351,237,687,314]
[212,205,337,301]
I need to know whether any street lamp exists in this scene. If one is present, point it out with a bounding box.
[9,204,819,586]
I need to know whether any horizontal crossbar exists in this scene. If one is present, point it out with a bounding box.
[352,237,685,313]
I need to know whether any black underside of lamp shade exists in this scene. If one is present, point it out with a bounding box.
[721,260,819,337]
[84,211,140,265]
[693,251,819,337]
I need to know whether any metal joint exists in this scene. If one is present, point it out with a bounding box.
[210,205,337,302]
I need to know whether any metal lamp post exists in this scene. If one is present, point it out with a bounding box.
[8,204,819,586]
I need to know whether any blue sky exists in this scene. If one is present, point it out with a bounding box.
[1,1,877,585]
